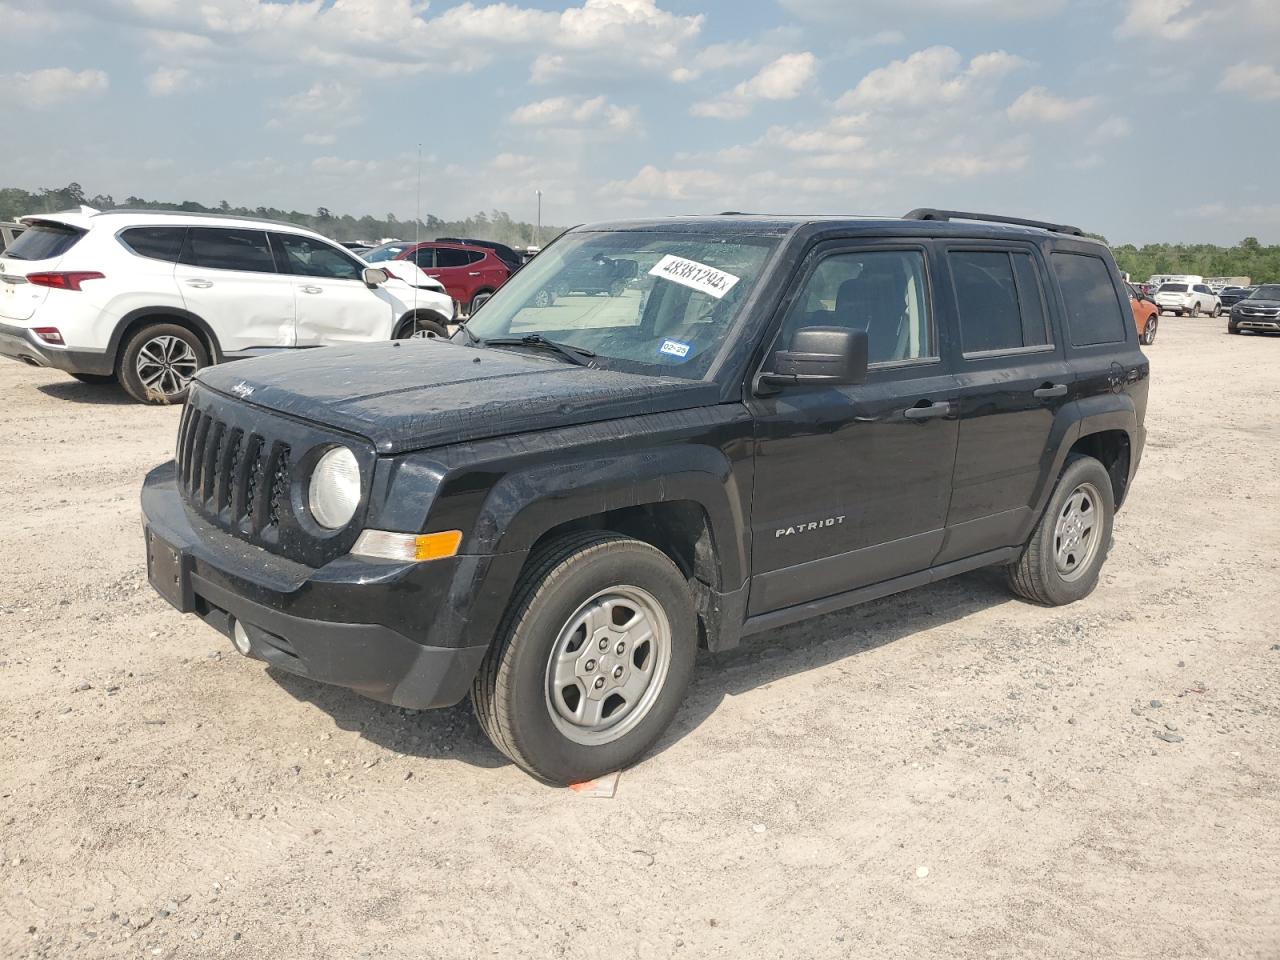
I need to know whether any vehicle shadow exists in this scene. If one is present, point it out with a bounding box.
[37,380,136,405]
[267,568,1013,778]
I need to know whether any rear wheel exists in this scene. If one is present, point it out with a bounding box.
[1190,302,1202,317]
[118,323,208,405]
[1007,455,1115,607]
[1142,316,1158,345]
[1211,303,1222,318]
[70,372,116,385]
[532,288,556,308]
[608,279,626,298]
[469,291,493,315]
[472,531,697,784]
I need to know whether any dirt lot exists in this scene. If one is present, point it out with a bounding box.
[2,318,1278,959]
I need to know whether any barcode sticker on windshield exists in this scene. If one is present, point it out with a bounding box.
[648,255,740,300]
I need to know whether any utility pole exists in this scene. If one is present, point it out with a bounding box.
[535,189,542,248]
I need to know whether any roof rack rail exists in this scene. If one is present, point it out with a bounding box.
[903,208,1085,237]
[92,208,311,230]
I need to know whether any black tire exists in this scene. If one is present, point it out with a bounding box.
[70,372,116,385]
[608,279,626,298]
[1211,303,1222,318]
[393,313,449,339]
[118,323,209,405]
[1006,455,1115,607]
[1141,316,1157,345]
[1190,302,1202,317]
[532,288,555,308]
[472,531,697,784]
[469,291,493,315]
[1228,323,1241,334]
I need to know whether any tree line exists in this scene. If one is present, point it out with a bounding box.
[1109,238,1277,284]
[3,183,1276,280]
[0,182,563,249]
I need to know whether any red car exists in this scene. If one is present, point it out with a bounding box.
[391,241,511,314]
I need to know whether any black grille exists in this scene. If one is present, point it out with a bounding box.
[174,384,373,567]
[177,404,290,539]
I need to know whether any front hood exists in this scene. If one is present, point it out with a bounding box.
[1235,299,1280,310]
[197,339,720,454]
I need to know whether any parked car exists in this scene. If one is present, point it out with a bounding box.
[1227,283,1280,334]
[140,208,1148,783]
[0,209,453,404]
[1218,285,1252,310]
[1153,281,1221,317]
[390,241,513,314]
[435,237,525,271]
[1,221,24,252]
[1127,282,1159,344]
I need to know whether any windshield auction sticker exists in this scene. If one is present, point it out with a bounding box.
[648,255,740,300]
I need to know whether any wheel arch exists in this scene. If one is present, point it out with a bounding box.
[108,307,222,370]
[1035,395,1139,522]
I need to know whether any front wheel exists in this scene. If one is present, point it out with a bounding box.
[532,288,555,309]
[394,314,449,339]
[472,532,697,784]
[1007,455,1115,606]
[468,291,493,315]
[1142,316,1158,345]
[119,323,208,404]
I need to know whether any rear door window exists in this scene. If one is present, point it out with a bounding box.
[1052,253,1127,346]
[2,223,83,261]
[435,247,479,268]
[120,226,187,263]
[181,228,276,274]
[949,250,1050,355]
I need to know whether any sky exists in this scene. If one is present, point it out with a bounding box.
[1,0,1278,245]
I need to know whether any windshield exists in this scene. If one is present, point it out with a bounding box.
[461,230,779,378]
[2,223,83,261]
[1247,285,1280,300]
[363,242,410,263]
[1159,283,1188,293]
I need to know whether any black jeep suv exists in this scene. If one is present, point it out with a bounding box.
[141,210,1148,784]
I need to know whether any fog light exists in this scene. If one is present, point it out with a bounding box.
[231,620,252,656]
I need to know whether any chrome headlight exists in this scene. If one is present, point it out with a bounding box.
[308,446,361,529]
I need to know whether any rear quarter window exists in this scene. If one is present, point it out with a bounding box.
[1052,253,1127,346]
[120,226,187,263]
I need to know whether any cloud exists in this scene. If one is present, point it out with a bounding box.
[604,164,730,201]
[1007,86,1099,122]
[0,67,109,106]
[1089,115,1134,143]
[837,46,1026,110]
[1116,0,1212,39]
[1218,62,1280,100]
[690,52,818,119]
[146,66,199,96]
[782,0,1066,20]
[510,95,639,132]
[301,133,337,146]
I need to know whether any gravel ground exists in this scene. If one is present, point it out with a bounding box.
[1,318,1278,959]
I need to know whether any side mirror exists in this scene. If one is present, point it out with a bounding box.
[758,326,869,391]
[362,266,389,287]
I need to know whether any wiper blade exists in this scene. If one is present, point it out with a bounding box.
[482,334,597,368]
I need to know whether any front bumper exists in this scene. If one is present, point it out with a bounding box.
[0,320,113,375]
[141,461,490,709]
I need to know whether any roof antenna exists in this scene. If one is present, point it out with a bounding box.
[413,142,422,324]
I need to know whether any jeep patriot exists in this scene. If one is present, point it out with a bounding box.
[141,210,1149,783]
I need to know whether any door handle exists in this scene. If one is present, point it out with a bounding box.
[1033,383,1068,399]
[185,279,213,289]
[903,401,952,421]
[301,285,323,295]
[467,271,481,276]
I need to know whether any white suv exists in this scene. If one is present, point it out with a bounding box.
[1153,281,1221,318]
[0,208,454,403]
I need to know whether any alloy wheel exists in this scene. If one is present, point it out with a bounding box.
[1054,481,1103,582]
[135,335,198,398]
